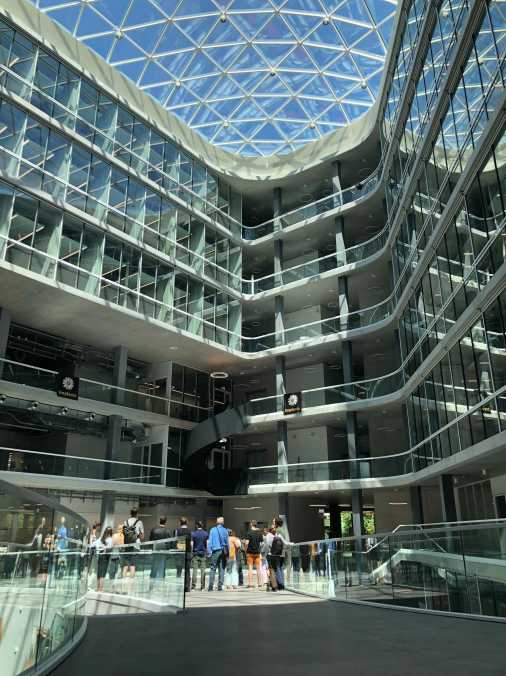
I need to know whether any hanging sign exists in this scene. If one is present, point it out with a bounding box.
[284,392,302,415]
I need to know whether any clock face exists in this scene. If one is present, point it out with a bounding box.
[287,394,299,407]
[62,376,74,391]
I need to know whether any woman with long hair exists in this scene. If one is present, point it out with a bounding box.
[97,527,113,592]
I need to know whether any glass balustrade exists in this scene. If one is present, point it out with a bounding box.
[87,537,186,610]
[0,357,211,421]
[0,446,181,486]
[284,521,506,618]
[0,477,89,676]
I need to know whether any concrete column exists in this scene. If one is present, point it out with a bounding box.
[99,491,116,533]
[329,505,342,539]
[335,216,346,266]
[409,486,424,524]
[276,356,288,482]
[105,415,122,480]
[332,160,342,194]
[0,307,11,379]
[275,295,285,347]
[338,276,349,332]
[112,345,128,406]
[342,338,362,537]
[273,186,282,232]
[351,489,364,538]
[439,475,457,522]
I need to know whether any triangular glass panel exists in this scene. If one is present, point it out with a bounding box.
[378,16,394,49]
[297,75,334,98]
[231,99,264,120]
[284,0,322,11]
[239,143,261,156]
[353,31,386,57]
[352,53,383,77]
[281,70,316,94]
[219,142,243,152]
[140,60,171,86]
[159,51,195,78]
[282,45,310,69]
[340,101,368,121]
[254,42,295,65]
[253,122,280,140]
[123,0,165,26]
[177,14,218,44]
[76,7,112,37]
[155,24,194,53]
[281,11,321,38]
[205,20,245,45]
[232,120,265,137]
[218,125,245,143]
[253,95,288,116]
[185,103,219,126]
[255,15,293,41]
[229,11,271,39]
[195,123,222,139]
[173,103,200,123]
[115,59,147,82]
[87,0,131,27]
[305,45,341,70]
[110,37,147,63]
[184,52,218,77]
[275,120,309,138]
[364,0,396,24]
[230,0,273,11]
[207,75,241,100]
[254,142,283,155]
[298,96,334,118]
[44,5,81,34]
[169,84,201,107]
[335,20,372,47]
[334,0,372,26]
[82,34,115,60]
[125,24,166,54]
[146,83,173,105]
[229,70,267,91]
[307,22,343,47]
[204,44,246,68]
[231,45,268,71]
[184,74,221,98]
[253,74,289,95]
[207,98,242,118]
[278,98,309,121]
[326,53,361,79]
[174,0,219,16]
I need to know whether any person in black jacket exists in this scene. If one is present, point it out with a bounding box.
[150,516,171,587]
[174,518,191,592]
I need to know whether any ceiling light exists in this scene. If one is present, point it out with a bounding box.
[59,407,69,416]
[338,503,351,507]
[211,371,229,379]
[85,413,96,422]
[389,502,408,506]
[169,346,179,351]
[309,504,328,508]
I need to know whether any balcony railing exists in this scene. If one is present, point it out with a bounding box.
[0,357,212,422]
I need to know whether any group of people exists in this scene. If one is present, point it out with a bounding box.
[177,516,292,593]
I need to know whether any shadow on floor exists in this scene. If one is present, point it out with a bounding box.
[52,600,506,676]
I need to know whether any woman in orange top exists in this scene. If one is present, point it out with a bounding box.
[225,529,242,590]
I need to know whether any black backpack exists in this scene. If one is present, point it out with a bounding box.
[270,535,284,556]
[123,519,139,545]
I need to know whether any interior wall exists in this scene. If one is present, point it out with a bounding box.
[287,425,329,463]
[223,495,281,536]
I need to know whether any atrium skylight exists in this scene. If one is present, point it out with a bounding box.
[31,0,397,156]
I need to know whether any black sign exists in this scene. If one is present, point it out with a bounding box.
[284,391,302,415]
[56,373,80,400]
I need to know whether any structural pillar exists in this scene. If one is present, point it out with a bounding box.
[439,474,457,523]
[342,332,363,538]
[409,486,424,524]
[335,216,346,266]
[0,307,11,379]
[273,186,282,232]
[332,160,342,203]
[105,346,128,484]
[99,491,116,533]
[338,276,349,332]
[276,355,288,483]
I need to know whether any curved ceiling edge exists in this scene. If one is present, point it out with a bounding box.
[6,0,385,187]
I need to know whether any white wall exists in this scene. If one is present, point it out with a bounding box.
[287,425,329,463]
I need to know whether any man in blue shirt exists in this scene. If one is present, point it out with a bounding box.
[191,521,208,591]
[207,516,229,592]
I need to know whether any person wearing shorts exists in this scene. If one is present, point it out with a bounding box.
[244,520,264,589]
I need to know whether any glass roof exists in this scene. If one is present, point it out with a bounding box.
[30,0,397,157]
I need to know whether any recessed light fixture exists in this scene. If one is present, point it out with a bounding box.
[389,502,408,506]
[211,371,228,379]
[169,346,179,351]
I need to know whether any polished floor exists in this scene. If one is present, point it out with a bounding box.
[53,594,506,676]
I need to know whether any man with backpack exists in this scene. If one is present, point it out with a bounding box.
[122,508,144,584]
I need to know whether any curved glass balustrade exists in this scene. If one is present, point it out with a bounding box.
[0,446,181,486]
[0,477,89,676]
[0,357,212,422]
[248,385,506,487]
[284,520,506,619]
